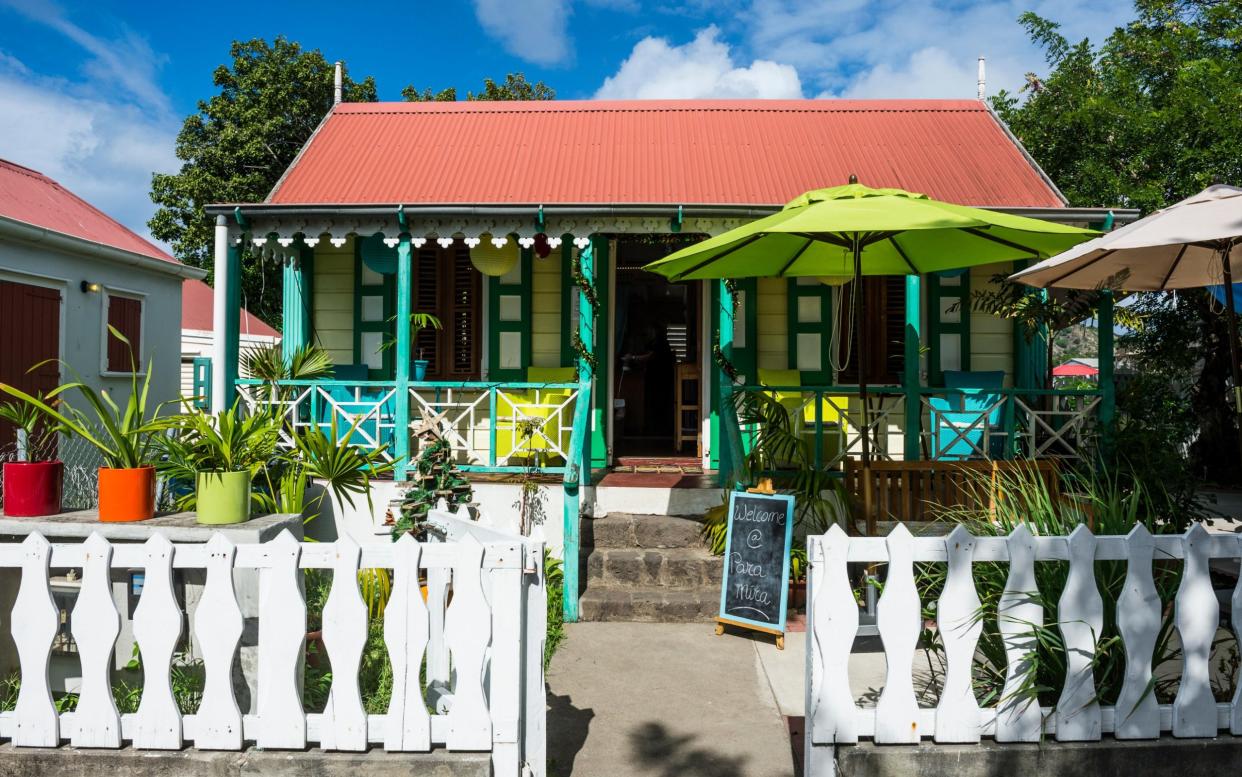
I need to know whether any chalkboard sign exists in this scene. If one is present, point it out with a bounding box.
[717,491,795,636]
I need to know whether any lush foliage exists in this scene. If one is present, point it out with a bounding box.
[544,549,566,669]
[401,73,554,102]
[241,342,334,386]
[148,37,378,325]
[0,329,168,469]
[992,0,1242,483]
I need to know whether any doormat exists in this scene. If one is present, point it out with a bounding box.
[611,457,704,475]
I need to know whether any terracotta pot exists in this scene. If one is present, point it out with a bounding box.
[97,466,156,522]
[2,461,63,517]
[788,580,807,611]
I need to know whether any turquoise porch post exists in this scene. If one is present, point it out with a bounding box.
[1098,289,1116,453]
[903,275,922,461]
[716,280,745,488]
[222,242,242,408]
[393,235,413,480]
[281,246,311,363]
[563,238,597,622]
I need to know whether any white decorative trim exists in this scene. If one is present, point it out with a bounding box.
[573,236,591,249]
[251,236,268,247]
[463,237,481,249]
[412,237,427,248]
[330,236,348,248]
[277,237,295,248]
[437,237,455,249]
[546,236,562,249]
[518,237,535,249]
[302,236,320,248]
[383,237,401,248]
[490,236,508,248]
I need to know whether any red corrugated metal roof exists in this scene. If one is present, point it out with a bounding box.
[0,158,175,263]
[267,100,1065,208]
[181,278,279,337]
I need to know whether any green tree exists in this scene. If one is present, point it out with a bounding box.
[992,0,1242,483]
[149,37,377,325]
[401,72,554,102]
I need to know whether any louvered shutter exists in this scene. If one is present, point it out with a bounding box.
[837,277,905,385]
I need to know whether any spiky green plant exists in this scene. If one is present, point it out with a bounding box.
[0,327,168,469]
[915,465,1183,714]
[0,393,62,461]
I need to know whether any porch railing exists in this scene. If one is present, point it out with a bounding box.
[235,378,582,474]
[731,383,1101,469]
[806,523,1240,774]
[0,515,545,776]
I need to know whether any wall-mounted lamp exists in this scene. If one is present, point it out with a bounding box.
[80,280,101,293]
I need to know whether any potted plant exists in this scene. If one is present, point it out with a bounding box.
[0,328,168,522]
[156,406,280,525]
[384,313,442,381]
[0,394,64,516]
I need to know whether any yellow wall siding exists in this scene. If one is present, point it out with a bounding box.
[531,253,563,368]
[312,238,355,366]
[756,277,788,370]
[968,263,1015,384]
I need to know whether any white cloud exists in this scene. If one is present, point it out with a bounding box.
[596,26,802,99]
[473,0,573,66]
[744,0,1125,99]
[0,2,177,245]
[0,54,178,243]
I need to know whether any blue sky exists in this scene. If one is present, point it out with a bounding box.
[0,0,1130,247]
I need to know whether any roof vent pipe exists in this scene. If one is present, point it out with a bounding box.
[333,61,343,105]
[977,56,986,100]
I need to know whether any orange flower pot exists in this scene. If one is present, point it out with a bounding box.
[97,466,156,522]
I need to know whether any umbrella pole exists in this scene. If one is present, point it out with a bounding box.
[852,235,875,535]
[1221,246,1242,467]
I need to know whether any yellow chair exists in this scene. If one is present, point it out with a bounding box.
[497,367,577,463]
[755,369,849,467]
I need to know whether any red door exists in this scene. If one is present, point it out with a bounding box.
[0,280,62,450]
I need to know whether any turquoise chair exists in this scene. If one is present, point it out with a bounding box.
[931,371,1006,459]
[318,364,396,452]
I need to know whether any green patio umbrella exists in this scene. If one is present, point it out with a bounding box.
[644,180,1098,476]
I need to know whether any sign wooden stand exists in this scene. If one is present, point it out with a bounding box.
[714,479,788,650]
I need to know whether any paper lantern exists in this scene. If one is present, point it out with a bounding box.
[534,232,552,259]
[470,233,519,276]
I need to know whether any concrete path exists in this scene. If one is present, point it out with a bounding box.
[546,622,797,777]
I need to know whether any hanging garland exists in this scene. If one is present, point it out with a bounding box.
[570,245,600,372]
[713,343,741,382]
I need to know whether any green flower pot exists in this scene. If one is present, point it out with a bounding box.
[196,470,252,525]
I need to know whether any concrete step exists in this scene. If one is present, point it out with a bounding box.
[583,512,706,549]
[578,586,720,622]
[585,547,723,588]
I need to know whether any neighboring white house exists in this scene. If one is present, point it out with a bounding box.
[0,157,204,503]
[180,278,279,404]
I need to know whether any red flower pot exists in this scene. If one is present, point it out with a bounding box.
[2,460,63,517]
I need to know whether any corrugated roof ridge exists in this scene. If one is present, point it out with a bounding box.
[0,157,52,180]
[333,98,987,115]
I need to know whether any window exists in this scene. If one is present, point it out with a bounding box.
[105,293,143,372]
[836,277,906,385]
[413,246,481,380]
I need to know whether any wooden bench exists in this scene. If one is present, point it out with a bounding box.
[843,459,1062,534]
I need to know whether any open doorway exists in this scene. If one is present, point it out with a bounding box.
[612,237,702,459]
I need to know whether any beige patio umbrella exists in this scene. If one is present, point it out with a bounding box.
[1009,184,1242,462]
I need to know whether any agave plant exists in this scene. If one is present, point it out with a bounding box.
[0,328,168,469]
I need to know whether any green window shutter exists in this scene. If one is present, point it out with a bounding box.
[488,246,533,381]
[730,278,758,382]
[927,270,971,386]
[786,278,832,384]
[353,237,396,379]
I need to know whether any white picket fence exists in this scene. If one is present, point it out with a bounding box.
[0,512,545,776]
[806,522,1242,775]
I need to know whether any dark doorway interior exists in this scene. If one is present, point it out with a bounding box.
[613,238,701,457]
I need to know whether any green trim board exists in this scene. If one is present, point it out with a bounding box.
[352,239,396,379]
[927,270,971,386]
[222,242,242,403]
[786,278,833,384]
[488,244,533,381]
[588,237,610,471]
